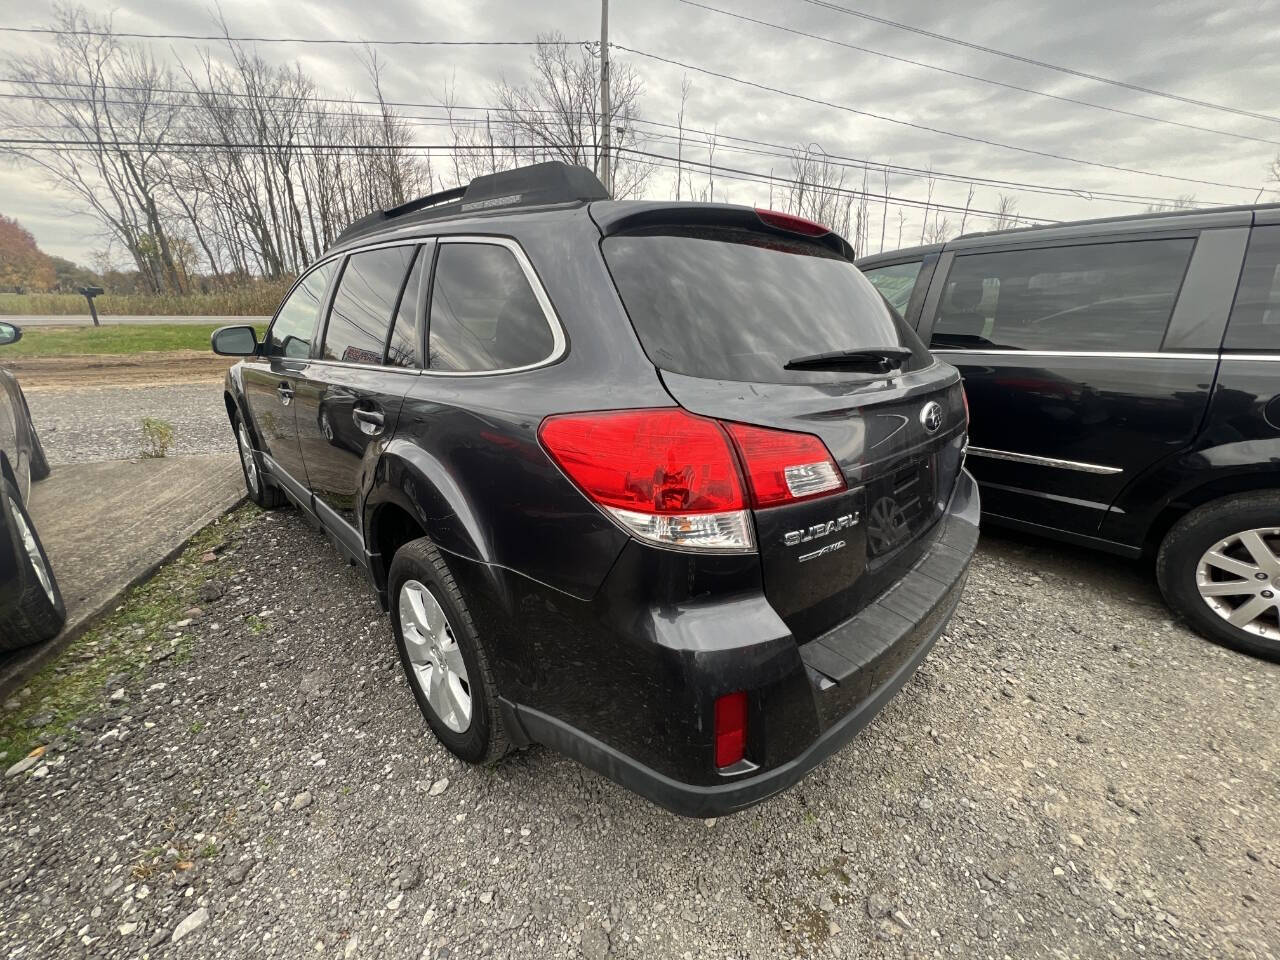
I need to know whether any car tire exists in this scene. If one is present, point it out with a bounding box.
[1157,492,1280,661]
[232,410,286,509]
[388,536,508,764]
[0,473,66,651]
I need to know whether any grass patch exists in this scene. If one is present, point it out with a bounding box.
[3,323,228,357]
[0,505,261,768]
[0,283,290,317]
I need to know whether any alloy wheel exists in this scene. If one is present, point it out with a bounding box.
[398,579,472,732]
[237,422,259,495]
[1195,527,1280,640]
[8,494,54,604]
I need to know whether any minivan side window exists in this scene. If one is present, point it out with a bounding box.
[861,261,922,315]
[266,260,338,359]
[1224,225,1280,352]
[428,242,555,372]
[931,239,1195,353]
[323,245,417,365]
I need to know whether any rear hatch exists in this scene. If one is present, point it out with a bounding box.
[598,210,966,642]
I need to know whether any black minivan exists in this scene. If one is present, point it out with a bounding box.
[858,203,1280,660]
[214,162,977,815]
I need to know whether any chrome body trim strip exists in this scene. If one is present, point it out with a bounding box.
[967,446,1124,475]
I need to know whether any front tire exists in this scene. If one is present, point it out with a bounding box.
[0,474,65,651]
[232,410,285,509]
[1157,492,1280,661]
[388,537,507,764]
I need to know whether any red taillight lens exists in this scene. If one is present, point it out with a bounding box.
[539,408,755,552]
[539,408,745,513]
[724,422,846,508]
[961,385,970,429]
[754,207,830,237]
[714,691,748,768]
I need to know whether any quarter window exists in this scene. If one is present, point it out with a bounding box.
[323,245,416,365]
[266,261,337,359]
[386,248,426,369]
[428,242,555,372]
[861,261,922,315]
[1225,226,1280,351]
[931,239,1194,352]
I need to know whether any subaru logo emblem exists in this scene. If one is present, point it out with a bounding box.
[920,401,944,434]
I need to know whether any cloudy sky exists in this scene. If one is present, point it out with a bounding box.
[2,0,1279,265]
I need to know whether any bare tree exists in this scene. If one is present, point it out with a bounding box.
[1143,193,1198,213]
[918,170,936,244]
[490,34,651,198]
[958,182,976,236]
[675,75,691,202]
[993,193,1020,230]
[787,145,852,236]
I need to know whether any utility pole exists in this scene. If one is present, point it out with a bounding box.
[599,0,611,194]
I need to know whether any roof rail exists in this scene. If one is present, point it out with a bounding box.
[334,161,609,245]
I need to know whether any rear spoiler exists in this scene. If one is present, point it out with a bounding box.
[589,201,855,259]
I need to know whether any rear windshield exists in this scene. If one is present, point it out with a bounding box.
[602,226,927,384]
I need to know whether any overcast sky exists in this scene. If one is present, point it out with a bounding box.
[2,0,1279,265]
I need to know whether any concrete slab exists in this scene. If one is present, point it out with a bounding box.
[0,455,245,696]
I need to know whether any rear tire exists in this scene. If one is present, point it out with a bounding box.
[1157,492,1280,661]
[0,474,65,651]
[388,537,508,764]
[232,410,286,509]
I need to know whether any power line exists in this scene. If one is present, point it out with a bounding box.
[676,0,1280,148]
[0,81,1237,209]
[613,44,1261,192]
[793,0,1280,126]
[0,26,584,46]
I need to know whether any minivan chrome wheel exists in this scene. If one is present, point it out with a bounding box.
[398,579,472,732]
[8,494,54,604]
[1195,527,1280,640]
[237,422,259,495]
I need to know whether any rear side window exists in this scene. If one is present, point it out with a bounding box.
[266,261,337,359]
[862,261,922,315]
[1225,226,1280,351]
[932,239,1193,352]
[602,226,923,384]
[428,242,555,372]
[323,245,416,365]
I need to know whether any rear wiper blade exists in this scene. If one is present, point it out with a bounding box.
[784,346,913,371]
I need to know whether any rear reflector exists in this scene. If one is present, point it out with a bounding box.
[755,207,830,237]
[724,422,846,507]
[538,408,753,552]
[714,691,748,768]
[539,409,846,552]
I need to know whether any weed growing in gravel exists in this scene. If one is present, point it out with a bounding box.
[0,505,261,767]
[139,416,175,458]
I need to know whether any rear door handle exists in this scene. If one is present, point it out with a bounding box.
[353,407,385,434]
[277,383,294,405]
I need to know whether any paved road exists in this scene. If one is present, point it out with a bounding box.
[25,381,233,464]
[7,315,267,328]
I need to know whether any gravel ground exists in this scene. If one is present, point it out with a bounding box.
[1,508,1275,959]
[26,382,233,464]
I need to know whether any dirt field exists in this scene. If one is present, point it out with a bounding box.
[5,351,234,390]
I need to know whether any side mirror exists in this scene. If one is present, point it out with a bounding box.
[0,322,22,346]
[211,325,258,356]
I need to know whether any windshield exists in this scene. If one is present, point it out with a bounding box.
[602,226,928,385]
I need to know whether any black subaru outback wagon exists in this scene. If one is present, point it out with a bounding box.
[858,203,1280,661]
[214,162,977,815]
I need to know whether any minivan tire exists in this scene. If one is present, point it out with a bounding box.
[0,474,65,651]
[1157,492,1280,661]
[232,410,286,509]
[388,537,508,764]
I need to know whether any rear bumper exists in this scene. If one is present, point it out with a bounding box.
[502,468,980,817]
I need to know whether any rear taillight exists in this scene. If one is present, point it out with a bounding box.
[724,422,846,507]
[961,384,970,429]
[538,408,753,552]
[539,408,846,552]
[754,207,830,237]
[714,691,748,769]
